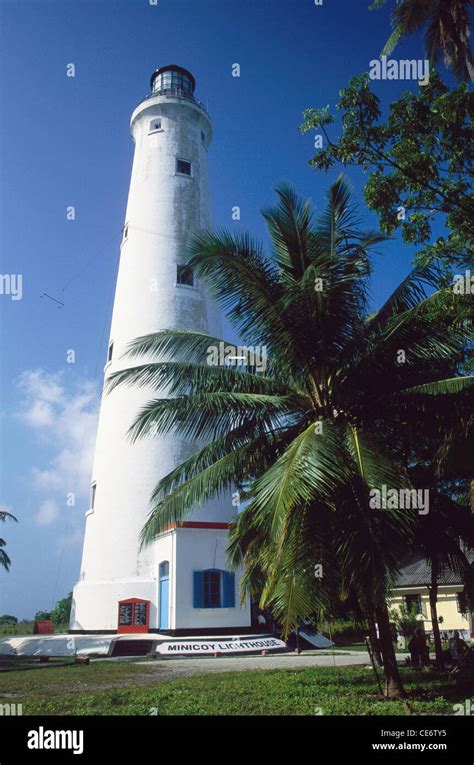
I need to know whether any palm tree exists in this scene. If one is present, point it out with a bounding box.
[370,0,474,82]
[109,177,473,699]
[0,510,17,571]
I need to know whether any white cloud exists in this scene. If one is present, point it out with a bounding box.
[17,369,100,525]
[19,369,64,405]
[36,498,59,526]
[22,399,55,428]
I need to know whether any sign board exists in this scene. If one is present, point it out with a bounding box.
[118,603,133,626]
[156,637,286,655]
[117,598,150,633]
[134,602,148,626]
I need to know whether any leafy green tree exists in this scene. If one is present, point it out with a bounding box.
[0,509,17,571]
[389,602,419,639]
[0,615,17,625]
[301,73,473,272]
[370,0,474,82]
[34,610,51,621]
[109,178,472,698]
[50,593,73,625]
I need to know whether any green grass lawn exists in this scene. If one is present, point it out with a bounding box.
[334,643,370,652]
[336,643,410,654]
[1,659,472,716]
[0,622,69,637]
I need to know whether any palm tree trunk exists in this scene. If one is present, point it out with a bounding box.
[367,611,383,667]
[428,559,444,670]
[375,602,406,699]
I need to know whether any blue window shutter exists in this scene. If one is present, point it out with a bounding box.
[193,571,204,608]
[223,571,235,608]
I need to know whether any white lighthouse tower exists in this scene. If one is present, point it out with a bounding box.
[70,66,251,635]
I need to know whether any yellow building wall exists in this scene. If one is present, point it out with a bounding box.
[389,586,471,634]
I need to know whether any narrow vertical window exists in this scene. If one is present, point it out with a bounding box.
[176,159,191,176]
[107,341,114,363]
[204,570,221,607]
[91,482,97,509]
[176,265,194,286]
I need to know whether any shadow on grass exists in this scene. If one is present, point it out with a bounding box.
[291,664,473,705]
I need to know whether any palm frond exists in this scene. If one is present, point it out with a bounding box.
[399,376,474,396]
[261,184,313,281]
[381,25,404,56]
[107,360,291,398]
[122,329,226,363]
[245,422,352,540]
[365,262,440,334]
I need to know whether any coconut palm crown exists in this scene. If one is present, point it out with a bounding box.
[370,0,474,82]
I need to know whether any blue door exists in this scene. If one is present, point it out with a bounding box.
[159,561,169,630]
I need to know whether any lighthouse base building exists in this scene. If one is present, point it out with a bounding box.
[71,525,252,636]
[69,66,252,637]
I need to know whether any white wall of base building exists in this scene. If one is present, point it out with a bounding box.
[70,528,251,634]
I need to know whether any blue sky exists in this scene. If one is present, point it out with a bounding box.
[0,0,450,618]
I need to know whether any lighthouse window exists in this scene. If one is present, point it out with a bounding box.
[193,569,235,609]
[107,341,114,363]
[176,265,194,287]
[149,118,162,132]
[176,159,191,176]
[90,482,96,509]
[204,571,221,607]
[153,71,192,94]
